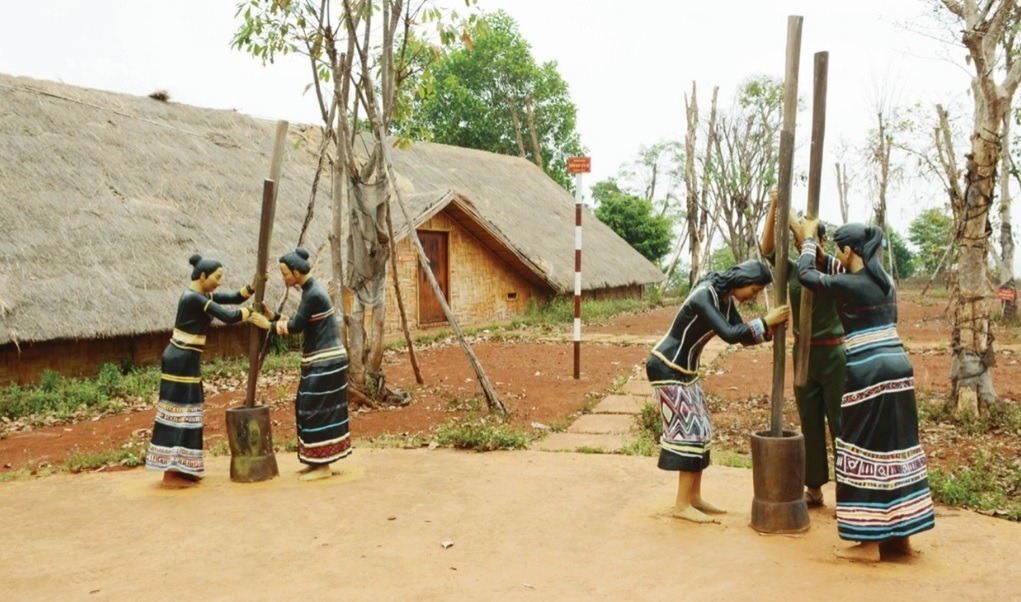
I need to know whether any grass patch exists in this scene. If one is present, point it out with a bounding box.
[919,395,1021,436]
[360,432,431,449]
[928,449,1021,521]
[621,402,663,457]
[0,364,159,424]
[206,437,232,457]
[620,435,659,457]
[435,418,533,451]
[64,434,149,473]
[713,449,754,469]
[574,446,608,454]
[510,295,663,330]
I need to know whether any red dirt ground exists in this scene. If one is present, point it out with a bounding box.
[2,285,1019,484]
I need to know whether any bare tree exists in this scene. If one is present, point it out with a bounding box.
[835,162,851,223]
[706,76,783,265]
[233,0,490,407]
[937,0,1020,415]
[684,82,705,285]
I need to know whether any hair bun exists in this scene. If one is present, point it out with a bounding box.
[189,254,202,266]
[296,247,310,260]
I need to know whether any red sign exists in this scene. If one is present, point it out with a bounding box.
[567,156,591,174]
[997,287,1017,302]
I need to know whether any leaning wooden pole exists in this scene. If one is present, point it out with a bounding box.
[771,15,802,437]
[245,180,277,408]
[380,151,505,414]
[794,52,829,387]
[247,121,288,405]
[384,204,424,385]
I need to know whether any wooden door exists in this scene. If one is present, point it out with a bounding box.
[418,230,449,324]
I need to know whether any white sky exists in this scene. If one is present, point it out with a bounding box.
[0,1,976,241]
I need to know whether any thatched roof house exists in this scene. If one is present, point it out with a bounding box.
[0,73,663,383]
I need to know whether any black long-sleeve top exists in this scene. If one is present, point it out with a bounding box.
[646,283,769,386]
[173,285,252,336]
[272,277,345,358]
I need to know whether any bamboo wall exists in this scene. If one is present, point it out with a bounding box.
[0,326,251,386]
[385,212,543,333]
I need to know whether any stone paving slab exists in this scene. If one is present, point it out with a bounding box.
[621,379,653,396]
[566,413,634,435]
[592,394,649,414]
[530,432,625,453]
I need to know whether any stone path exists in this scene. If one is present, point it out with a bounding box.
[532,338,730,453]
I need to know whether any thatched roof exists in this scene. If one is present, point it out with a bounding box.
[0,73,663,346]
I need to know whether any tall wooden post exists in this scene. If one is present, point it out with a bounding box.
[770,15,802,437]
[244,179,277,408]
[228,120,288,483]
[794,52,829,387]
[751,15,810,535]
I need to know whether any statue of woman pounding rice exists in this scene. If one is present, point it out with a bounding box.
[147,254,270,488]
[796,219,935,561]
[647,260,790,523]
[262,247,351,481]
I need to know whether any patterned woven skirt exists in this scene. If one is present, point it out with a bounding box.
[836,351,935,541]
[655,381,713,472]
[146,343,206,476]
[295,349,352,465]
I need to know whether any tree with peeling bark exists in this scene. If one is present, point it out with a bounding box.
[232,0,490,408]
[935,0,1019,415]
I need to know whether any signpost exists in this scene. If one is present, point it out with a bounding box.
[567,156,590,379]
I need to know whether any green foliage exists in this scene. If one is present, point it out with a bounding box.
[0,364,159,422]
[592,179,674,262]
[886,228,916,279]
[435,417,533,451]
[708,246,737,272]
[908,206,955,276]
[398,10,584,189]
[928,449,1021,521]
[621,402,662,457]
[513,295,661,330]
[360,432,431,449]
[712,450,754,469]
[65,433,148,473]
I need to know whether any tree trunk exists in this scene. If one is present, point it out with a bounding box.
[684,82,701,286]
[696,88,720,279]
[525,95,544,169]
[951,114,1005,415]
[507,98,527,158]
[999,104,1017,318]
[835,162,850,223]
[938,0,1021,416]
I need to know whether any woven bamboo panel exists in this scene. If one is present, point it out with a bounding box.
[385,211,542,334]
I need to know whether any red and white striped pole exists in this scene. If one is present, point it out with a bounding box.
[567,156,591,379]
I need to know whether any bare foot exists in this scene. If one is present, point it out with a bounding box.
[298,464,332,481]
[161,471,200,489]
[692,498,727,515]
[835,542,881,563]
[880,537,914,558]
[671,505,720,524]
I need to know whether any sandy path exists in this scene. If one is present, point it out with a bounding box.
[1,449,1017,600]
